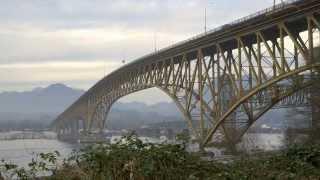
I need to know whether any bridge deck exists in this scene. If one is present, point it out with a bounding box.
[53,0,320,138]
[91,0,318,94]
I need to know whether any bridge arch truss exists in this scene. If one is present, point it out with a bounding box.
[53,0,320,147]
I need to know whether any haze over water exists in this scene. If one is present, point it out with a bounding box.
[0,139,75,167]
[0,133,285,167]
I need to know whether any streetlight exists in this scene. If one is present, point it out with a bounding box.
[154,32,157,52]
[204,7,207,33]
[204,1,214,34]
[273,0,284,10]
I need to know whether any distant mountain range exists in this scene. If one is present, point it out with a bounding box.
[0,84,183,130]
[112,101,181,117]
[0,83,85,114]
[0,83,181,115]
[0,83,307,131]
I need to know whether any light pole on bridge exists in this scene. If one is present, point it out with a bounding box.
[204,1,214,34]
[273,0,284,10]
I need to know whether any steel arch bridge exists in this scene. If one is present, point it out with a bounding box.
[53,0,320,148]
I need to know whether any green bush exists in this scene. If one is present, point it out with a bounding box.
[0,151,60,179]
[1,134,320,180]
[58,133,225,180]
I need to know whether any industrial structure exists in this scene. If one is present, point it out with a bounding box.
[52,0,320,148]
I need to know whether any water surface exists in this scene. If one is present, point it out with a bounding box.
[0,139,75,167]
[0,133,287,167]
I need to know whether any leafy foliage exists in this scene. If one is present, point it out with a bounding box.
[51,134,320,180]
[56,133,224,180]
[0,151,60,179]
[1,134,320,179]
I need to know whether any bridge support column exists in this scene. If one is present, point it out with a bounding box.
[52,4,320,149]
[71,120,80,139]
[57,128,63,139]
[66,127,71,135]
[61,128,65,135]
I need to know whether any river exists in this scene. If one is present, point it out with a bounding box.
[0,139,76,167]
[0,133,286,167]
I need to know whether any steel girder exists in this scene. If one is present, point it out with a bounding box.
[53,0,320,147]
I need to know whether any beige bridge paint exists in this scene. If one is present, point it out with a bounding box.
[53,0,320,148]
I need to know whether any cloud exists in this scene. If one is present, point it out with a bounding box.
[0,0,274,31]
[0,24,191,64]
[0,0,276,93]
[0,61,120,89]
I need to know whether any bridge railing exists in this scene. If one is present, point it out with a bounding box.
[159,0,301,53]
[125,0,302,67]
[92,0,303,96]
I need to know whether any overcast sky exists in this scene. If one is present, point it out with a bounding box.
[0,0,276,104]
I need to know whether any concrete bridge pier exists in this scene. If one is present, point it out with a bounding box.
[56,121,80,143]
[71,120,80,139]
[66,121,81,142]
[57,128,64,139]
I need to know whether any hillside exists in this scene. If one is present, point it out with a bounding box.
[0,83,303,131]
[0,84,183,130]
[0,83,85,114]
